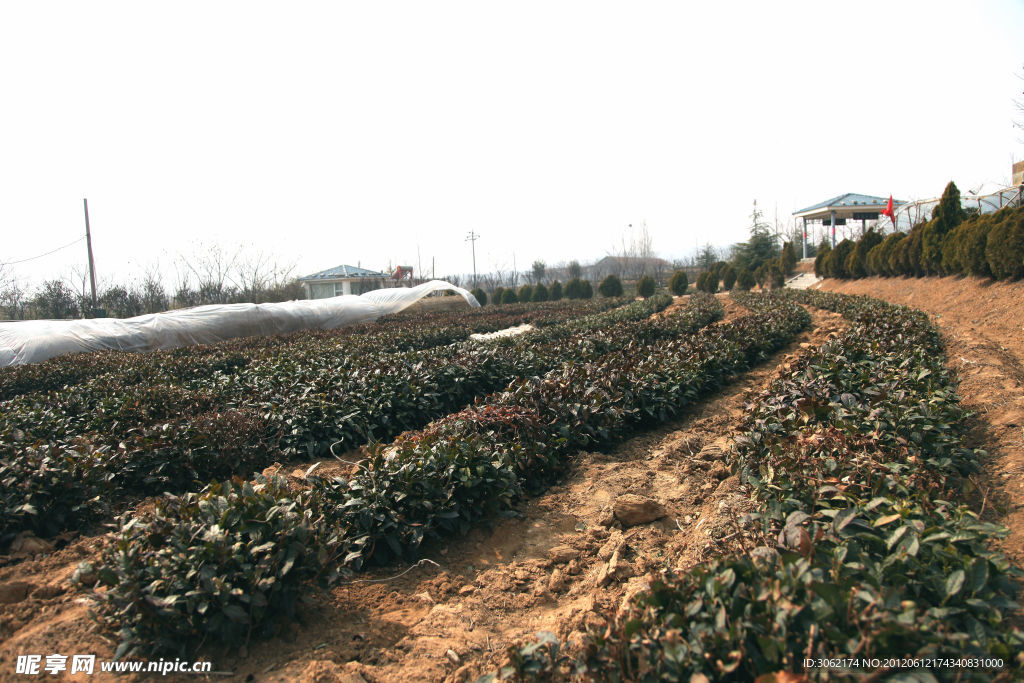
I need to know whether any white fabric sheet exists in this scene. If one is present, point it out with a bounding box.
[0,280,479,366]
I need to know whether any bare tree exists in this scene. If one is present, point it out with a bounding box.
[180,242,240,305]
[531,260,547,284]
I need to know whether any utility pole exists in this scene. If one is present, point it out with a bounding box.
[465,230,480,288]
[83,198,99,314]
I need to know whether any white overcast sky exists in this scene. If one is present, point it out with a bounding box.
[1,0,1022,290]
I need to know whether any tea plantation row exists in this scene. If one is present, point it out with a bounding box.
[79,293,810,656]
[2,295,726,540]
[0,299,623,402]
[503,291,1022,681]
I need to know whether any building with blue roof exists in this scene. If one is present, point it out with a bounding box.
[299,264,391,298]
[793,193,904,253]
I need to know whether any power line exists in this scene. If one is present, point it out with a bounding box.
[1,235,87,266]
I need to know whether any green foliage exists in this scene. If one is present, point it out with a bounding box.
[768,261,784,289]
[696,271,718,294]
[780,241,797,275]
[669,270,688,295]
[868,231,904,276]
[822,238,855,278]
[492,286,505,304]
[531,283,549,302]
[598,275,624,298]
[554,290,1023,680]
[470,287,487,306]
[922,181,966,274]
[961,214,995,278]
[721,265,737,291]
[91,477,344,656]
[501,288,519,304]
[635,275,655,298]
[548,280,562,301]
[986,209,1024,280]
[517,285,533,303]
[580,280,593,299]
[845,229,883,279]
[563,278,584,300]
[813,240,831,277]
[87,294,743,653]
[735,268,755,291]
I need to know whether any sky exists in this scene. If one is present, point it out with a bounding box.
[1,0,1022,293]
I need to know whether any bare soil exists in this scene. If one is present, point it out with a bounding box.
[1,279,1020,682]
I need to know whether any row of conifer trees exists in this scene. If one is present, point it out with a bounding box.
[816,182,1024,281]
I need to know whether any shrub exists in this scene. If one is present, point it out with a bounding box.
[470,287,487,306]
[517,285,533,302]
[768,262,784,289]
[721,265,737,291]
[580,280,594,299]
[986,208,1024,279]
[904,224,925,276]
[669,270,688,295]
[847,229,882,279]
[962,214,995,277]
[814,241,831,277]
[548,280,562,301]
[491,286,504,304]
[598,275,624,298]
[635,275,655,298]
[922,181,966,274]
[869,231,904,276]
[780,241,797,275]
[563,278,583,299]
[501,288,518,304]
[531,283,549,302]
[697,271,718,294]
[735,268,755,291]
[91,477,344,655]
[825,239,855,278]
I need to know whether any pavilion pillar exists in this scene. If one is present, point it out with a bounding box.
[830,210,836,248]
[802,217,807,259]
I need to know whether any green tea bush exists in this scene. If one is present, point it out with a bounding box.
[91,477,344,656]
[557,290,1023,681]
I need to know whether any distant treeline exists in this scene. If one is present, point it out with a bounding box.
[0,276,305,321]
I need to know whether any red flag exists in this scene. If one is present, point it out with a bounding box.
[881,195,895,227]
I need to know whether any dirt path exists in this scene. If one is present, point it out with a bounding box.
[816,277,1024,572]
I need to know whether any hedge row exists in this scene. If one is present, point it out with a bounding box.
[816,197,1024,281]
[509,290,1022,681]
[83,293,809,656]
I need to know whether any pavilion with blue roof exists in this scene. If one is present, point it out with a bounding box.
[792,193,905,255]
[299,264,391,298]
